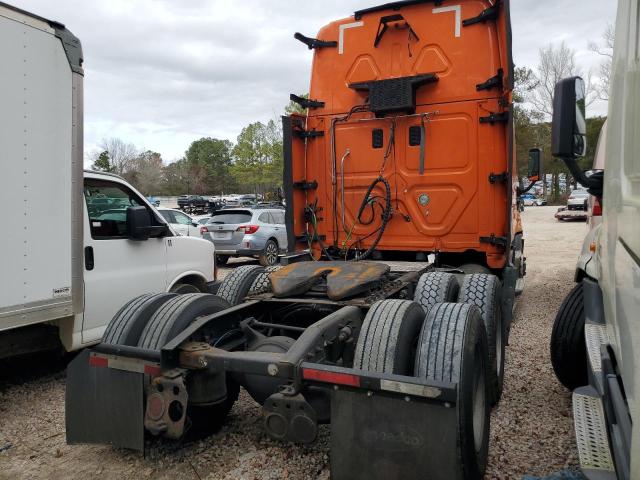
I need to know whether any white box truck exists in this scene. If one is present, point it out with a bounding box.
[0,3,217,358]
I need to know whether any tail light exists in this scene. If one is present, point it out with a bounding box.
[237,225,259,234]
[592,198,602,216]
[200,226,209,235]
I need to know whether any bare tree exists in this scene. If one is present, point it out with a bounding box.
[127,151,164,195]
[98,138,138,175]
[529,41,596,119]
[588,24,614,100]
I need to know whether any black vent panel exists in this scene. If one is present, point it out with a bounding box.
[349,74,438,116]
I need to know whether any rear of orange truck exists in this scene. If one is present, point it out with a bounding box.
[64,3,532,480]
[284,0,523,277]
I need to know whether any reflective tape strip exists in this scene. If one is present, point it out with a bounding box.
[380,379,442,399]
[89,352,160,377]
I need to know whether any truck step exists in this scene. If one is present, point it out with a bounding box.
[573,387,616,477]
[585,323,609,392]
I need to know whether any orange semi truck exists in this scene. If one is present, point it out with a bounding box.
[67,2,534,479]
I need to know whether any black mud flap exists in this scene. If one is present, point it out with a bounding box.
[65,350,145,451]
[331,389,462,480]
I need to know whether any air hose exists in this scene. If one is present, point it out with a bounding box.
[351,175,392,261]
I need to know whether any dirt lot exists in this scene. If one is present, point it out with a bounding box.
[0,206,587,479]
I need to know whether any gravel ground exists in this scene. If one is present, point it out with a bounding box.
[0,206,586,479]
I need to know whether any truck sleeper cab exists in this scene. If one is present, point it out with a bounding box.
[66,2,524,479]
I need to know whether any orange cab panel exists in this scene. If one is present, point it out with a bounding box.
[283,0,517,269]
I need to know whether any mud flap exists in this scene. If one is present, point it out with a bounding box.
[65,350,145,450]
[330,389,462,480]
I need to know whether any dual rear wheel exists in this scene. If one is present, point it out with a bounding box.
[354,297,490,479]
[102,292,239,438]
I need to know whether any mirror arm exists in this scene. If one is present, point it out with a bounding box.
[517,180,537,196]
[560,157,604,198]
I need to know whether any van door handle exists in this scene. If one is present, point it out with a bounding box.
[85,246,94,271]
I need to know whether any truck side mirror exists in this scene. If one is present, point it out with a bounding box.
[527,148,542,182]
[552,76,587,158]
[127,206,168,240]
[551,76,602,196]
[127,206,151,240]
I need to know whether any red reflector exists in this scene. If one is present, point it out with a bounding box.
[89,355,108,368]
[144,364,161,377]
[302,368,360,387]
[592,198,602,216]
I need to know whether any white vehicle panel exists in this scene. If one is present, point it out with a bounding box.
[602,0,640,473]
[0,12,73,328]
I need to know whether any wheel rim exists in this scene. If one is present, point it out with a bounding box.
[266,242,278,265]
[472,343,486,452]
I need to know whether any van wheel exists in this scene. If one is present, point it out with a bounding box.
[217,265,264,305]
[550,283,587,390]
[170,283,201,294]
[353,300,424,374]
[259,240,279,267]
[249,265,283,295]
[102,293,177,346]
[413,272,459,314]
[137,294,237,437]
[415,303,490,479]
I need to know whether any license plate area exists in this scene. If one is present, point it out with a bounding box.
[213,231,232,240]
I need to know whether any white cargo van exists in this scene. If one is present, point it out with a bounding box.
[0,3,216,358]
[549,1,640,477]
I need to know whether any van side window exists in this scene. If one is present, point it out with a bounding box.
[84,178,144,239]
[173,211,193,225]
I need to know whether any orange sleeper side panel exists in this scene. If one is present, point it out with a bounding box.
[287,1,519,268]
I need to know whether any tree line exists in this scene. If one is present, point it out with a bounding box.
[514,27,611,202]
[90,119,289,197]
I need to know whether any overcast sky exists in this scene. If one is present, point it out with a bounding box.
[10,0,617,164]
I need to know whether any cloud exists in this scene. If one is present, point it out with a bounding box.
[10,0,617,162]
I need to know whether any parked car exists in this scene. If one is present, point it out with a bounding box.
[254,201,286,209]
[222,199,256,209]
[567,188,589,210]
[202,208,287,266]
[192,215,211,225]
[519,193,547,206]
[177,195,208,213]
[157,208,201,237]
[147,195,160,207]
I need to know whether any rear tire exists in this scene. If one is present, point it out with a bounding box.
[138,294,231,350]
[458,274,504,404]
[415,303,490,480]
[102,293,177,346]
[249,265,283,295]
[217,265,264,305]
[550,282,587,390]
[259,239,279,267]
[170,282,201,294]
[353,300,424,374]
[137,294,237,437]
[413,272,459,314]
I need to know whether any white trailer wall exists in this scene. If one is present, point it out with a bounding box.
[0,7,74,330]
